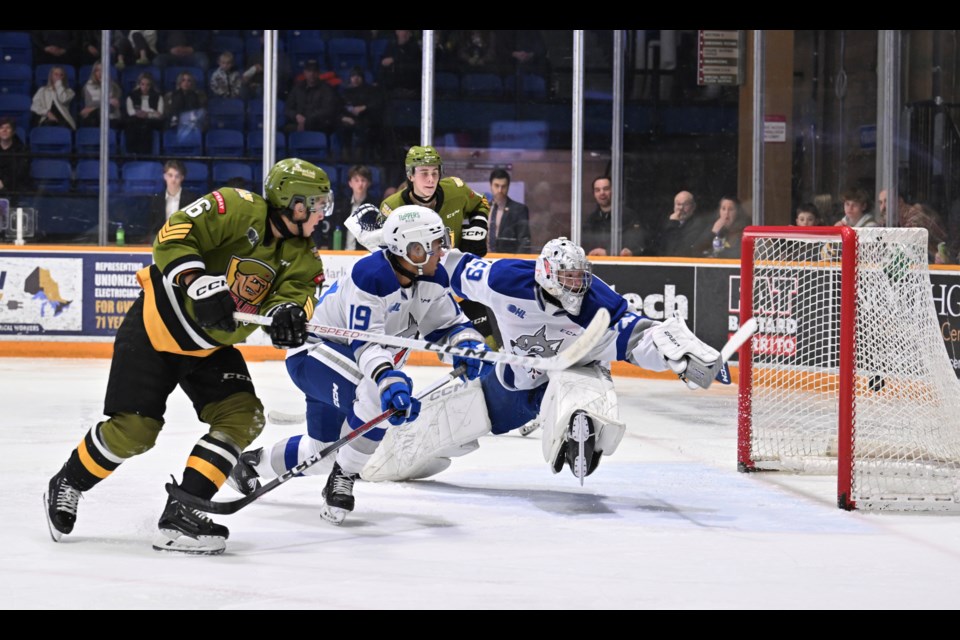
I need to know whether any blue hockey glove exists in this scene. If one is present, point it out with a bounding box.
[266,303,307,348]
[376,369,422,426]
[452,340,493,381]
[186,274,236,332]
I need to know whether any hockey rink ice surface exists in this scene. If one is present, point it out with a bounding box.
[4,357,960,610]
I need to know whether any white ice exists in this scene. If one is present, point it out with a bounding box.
[4,357,960,610]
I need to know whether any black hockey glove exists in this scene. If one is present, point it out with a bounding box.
[267,303,308,348]
[186,275,237,332]
[460,225,488,257]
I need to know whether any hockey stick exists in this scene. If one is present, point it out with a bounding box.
[165,365,468,515]
[235,307,612,373]
[266,410,305,425]
[681,317,759,389]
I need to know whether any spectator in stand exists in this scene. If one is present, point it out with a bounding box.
[32,30,80,67]
[153,30,209,71]
[453,30,499,74]
[656,190,713,257]
[380,30,422,98]
[814,193,838,225]
[794,202,822,227]
[145,159,200,242]
[582,176,648,256]
[124,30,159,67]
[487,168,531,253]
[124,72,165,155]
[877,188,911,225]
[495,30,549,79]
[165,71,207,132]
[316,164,377,250]
[339,66,385,162]
[79,61,123,129]
[0,117,32,195]
[31,66,77,131]
[698,195,747,258]
[834,187,878,228]
[242,34,292,99]
[900,202,950,264]
[209,51,243,99]
[284,60,341,137]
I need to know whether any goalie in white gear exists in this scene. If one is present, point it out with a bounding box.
[363,237,724,484]
[227,205,492,524]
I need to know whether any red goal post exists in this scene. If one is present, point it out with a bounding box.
[737,225,960,512]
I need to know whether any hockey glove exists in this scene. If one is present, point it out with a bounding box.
[186,274,236,332]
[650,315,720,390]
[460,225,488,257]
[266,303,308,348]
[452,340,493,381]
[376,369,422,426]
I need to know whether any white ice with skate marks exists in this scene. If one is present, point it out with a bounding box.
[6,358,960,609]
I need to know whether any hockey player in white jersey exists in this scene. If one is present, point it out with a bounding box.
[361,236,722,484]
[228,205,491,524]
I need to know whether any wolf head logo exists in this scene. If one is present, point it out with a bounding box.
[510,325,562,358]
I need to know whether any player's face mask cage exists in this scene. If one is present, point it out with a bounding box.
[290,192,334,220]
[536,237,592,315]
[402,227,450,266]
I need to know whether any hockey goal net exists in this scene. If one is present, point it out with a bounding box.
[737,225,960,511]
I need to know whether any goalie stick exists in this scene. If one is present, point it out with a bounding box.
[680,317,759,389]
[236,308,611,373]
[165,365,468,515]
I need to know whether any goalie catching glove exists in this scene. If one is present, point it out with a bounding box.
[376,369,422,426]
[265,303,308,348]
[186,274,236,332]
[650,314,720,390]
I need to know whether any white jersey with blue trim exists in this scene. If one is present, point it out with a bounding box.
[290,250,474,383]
[444,250,665,390]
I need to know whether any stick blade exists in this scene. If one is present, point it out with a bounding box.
[165,481,252,516]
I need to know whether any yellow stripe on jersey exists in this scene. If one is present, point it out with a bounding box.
[304,296,315,320]
[157,220,193,243]
[138,266,219,358]
[77,439,113,479]
[187,455,228,487]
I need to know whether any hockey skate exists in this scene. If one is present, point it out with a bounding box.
[44,465,82,542]
[152,494,229,555]
[226,448,263,496]
[320,462,358,525]
[518,419,541,437]
[564,410,602,483]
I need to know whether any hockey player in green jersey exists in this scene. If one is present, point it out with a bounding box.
[379,145,497,344]
[379,145,490,256]
[43,158,332,555]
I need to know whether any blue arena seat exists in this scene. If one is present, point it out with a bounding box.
[76,159,119,193]
[182,161,209,193]
[121,160,164,194]
[0,31,32,65]
[286,130,328,162]
[205,129,245,157]
[162,128,203,156]
[30,159,73,192]
[327,37,368,73]
[0,64,32,95]
[29,127,73,154]
[247,130,286,157]
[0,93,32,129]
[212,161,254,187]
[76,127,118,155]
[207,97,246,130]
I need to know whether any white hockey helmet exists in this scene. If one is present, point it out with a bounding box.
[535,237,592,315]
[382,204,450,266]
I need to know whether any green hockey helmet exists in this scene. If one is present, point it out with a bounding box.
[264,158,334,218]
[405,145,443,178]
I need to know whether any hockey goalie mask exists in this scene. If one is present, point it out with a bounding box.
[383,205,451,267]
[535,237,592,315]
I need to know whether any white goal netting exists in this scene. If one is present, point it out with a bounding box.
[739,227,960,511]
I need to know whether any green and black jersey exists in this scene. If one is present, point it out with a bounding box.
[380,176,490,256]
[137,187,324,355]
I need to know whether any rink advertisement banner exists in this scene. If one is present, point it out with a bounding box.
[0,250,152,338]
[2,248,959,378]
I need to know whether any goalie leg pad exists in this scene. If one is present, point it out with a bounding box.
[541,365,627,473]
[361,379,490,482]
